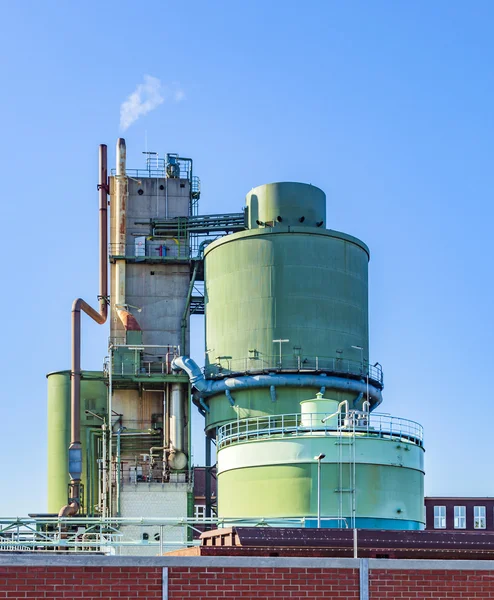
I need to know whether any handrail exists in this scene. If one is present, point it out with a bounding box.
[217,411,424,450]
[206,355,384,386]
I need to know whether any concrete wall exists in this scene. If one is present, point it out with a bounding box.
[119,483,190,556]
[2,556,494,599]
[109,177,191,352]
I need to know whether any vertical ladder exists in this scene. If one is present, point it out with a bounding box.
[336,410,357,529]
[177,218,188,257]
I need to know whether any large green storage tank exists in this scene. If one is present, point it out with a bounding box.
[47,371,107,514]
[193,182,425,530]
[204,182,377,431]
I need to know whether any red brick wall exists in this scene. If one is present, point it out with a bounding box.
[2,563,494,599]
[168,567,359,598]
[0,566,359,599]
[370,569,494,599]
[0,566,162,599]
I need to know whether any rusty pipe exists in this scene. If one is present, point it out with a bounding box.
[58,502,79,518]
[60,144,109,517]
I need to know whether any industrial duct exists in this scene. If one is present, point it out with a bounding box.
[171,356,383,409]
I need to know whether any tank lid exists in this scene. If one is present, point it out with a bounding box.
[246,182,326,230]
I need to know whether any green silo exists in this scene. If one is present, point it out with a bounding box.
[193,182,425,530]
[203,182,378,431]
[47,371,107,514]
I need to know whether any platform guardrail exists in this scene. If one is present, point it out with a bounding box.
[206,356,384,387]
[217,412,424,450]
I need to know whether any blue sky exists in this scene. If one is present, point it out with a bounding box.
[0,0,493,515]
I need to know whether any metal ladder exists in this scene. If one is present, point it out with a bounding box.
[336,410,356,528]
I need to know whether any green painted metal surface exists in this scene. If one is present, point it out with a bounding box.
[246,182,326,229]
[46,371,107,514]
[204,183,369,431]
[217,435,425,525]
[201,182,425,530]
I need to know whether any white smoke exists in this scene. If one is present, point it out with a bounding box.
[119,76,184,131]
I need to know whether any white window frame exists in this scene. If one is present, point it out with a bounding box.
[194,504,206,520]
[434,505,446,529]
[474,506,486,529]
[454,506,466,529]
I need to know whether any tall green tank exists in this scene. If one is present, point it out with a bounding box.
[195,182,424,530]
[204,182,375,431]
[47,371,107,514]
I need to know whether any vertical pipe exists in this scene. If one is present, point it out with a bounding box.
[102,421,107,518]
[181,260,199,353]
[205,436,212,527]
[163,389,167,477]
[165,384,170,451]
[60,144,109,517]
[116,427,121,516]
[108,346,113,515]
[115,138,127,306]
[317,458,321,528]
[170,383,184,452]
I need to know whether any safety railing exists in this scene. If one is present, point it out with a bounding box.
[108,242,191,260]
[0,515,335,554]
[0,517,211,554]
[206,355,384,386]
[105,343,180,377]
[217,412,424,450]
[110,163,196,183]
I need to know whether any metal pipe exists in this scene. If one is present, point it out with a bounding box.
[59,144,109,518]
[115,138,127,305]
[172,356,383,408]
[101,421,108,518]
[108,346,113,517]
[199,398,210,413]
[181,260,199,353]
[165,384,170,449]
[205,436,212,525]
[225,390,235,406]
[317,457,322,527]
[170,383,185,452]
[338,400,349,416]
[116,427,122,516]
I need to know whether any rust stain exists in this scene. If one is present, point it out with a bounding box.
[116,308,141,331]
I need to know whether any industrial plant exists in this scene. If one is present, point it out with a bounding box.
[40,138,427,554]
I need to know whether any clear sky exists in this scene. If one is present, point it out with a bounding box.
[0,0,493,516]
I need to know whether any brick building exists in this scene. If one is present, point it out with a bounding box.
[425,497,494,531]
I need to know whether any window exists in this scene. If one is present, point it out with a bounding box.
[194,504,206,520]
[474,506,486,529]
[454,506,466,529]
[434,505,446,529]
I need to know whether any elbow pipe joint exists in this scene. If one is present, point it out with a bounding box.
[58,501,79,518]
[172,356,211,393]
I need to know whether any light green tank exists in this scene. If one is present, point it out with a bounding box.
[200,182,424,530]
[204,183,374,431]
[47,371,107,514]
